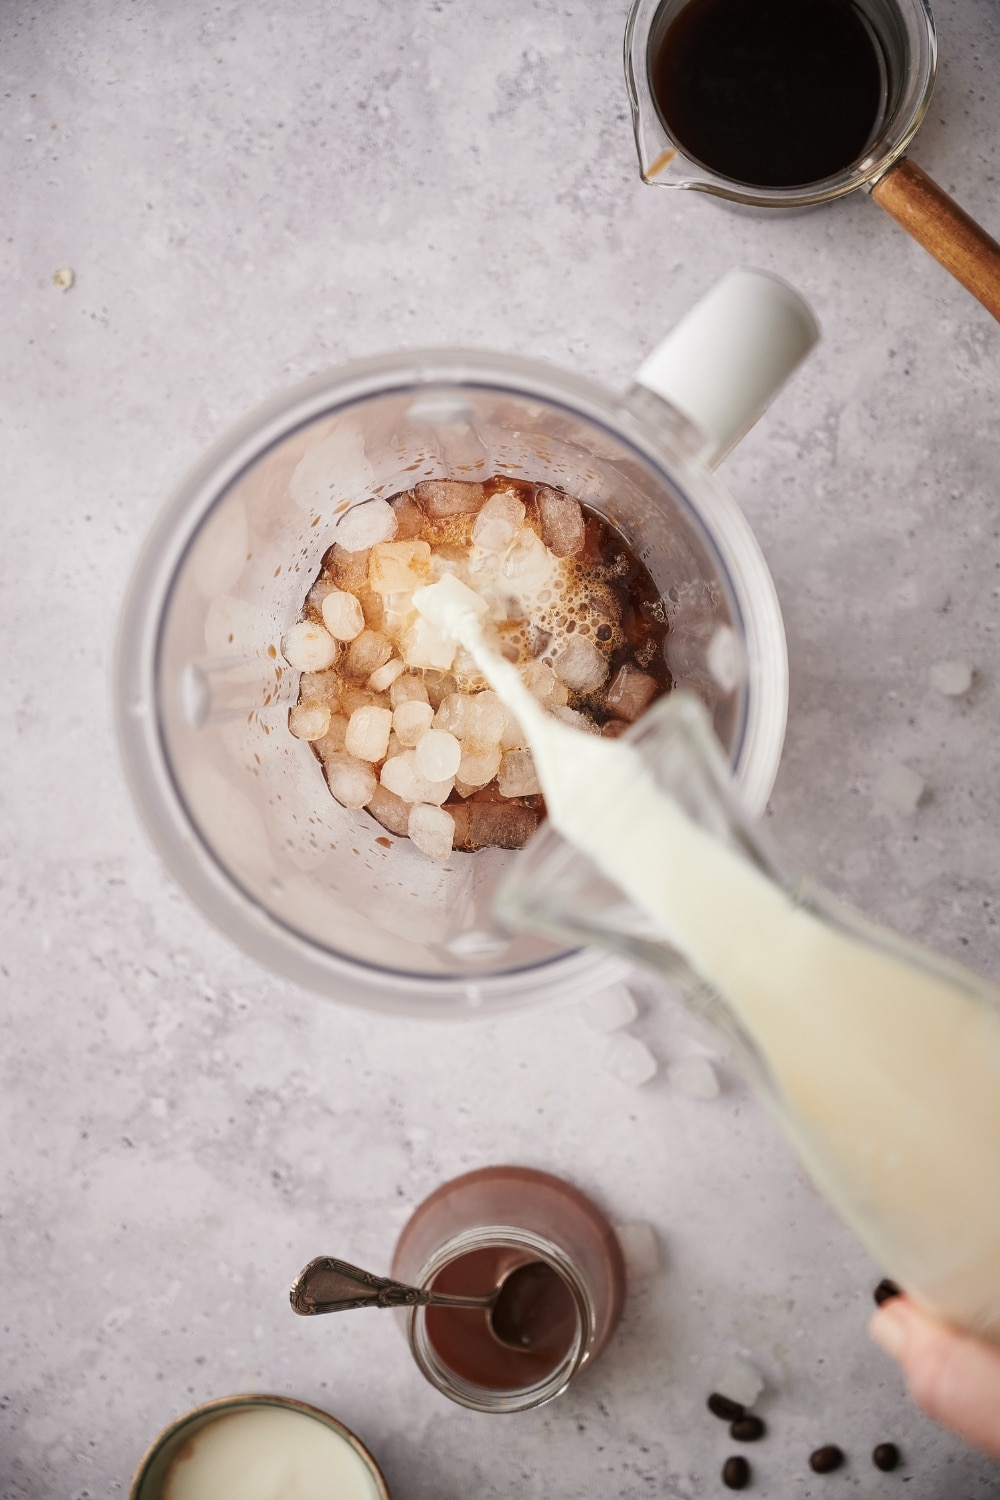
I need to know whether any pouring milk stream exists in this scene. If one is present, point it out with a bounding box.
[414,571,1000,1345]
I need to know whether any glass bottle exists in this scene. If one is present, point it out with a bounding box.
[496,692,1000,1344]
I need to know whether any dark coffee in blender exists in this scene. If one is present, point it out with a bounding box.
[650,0,885,188]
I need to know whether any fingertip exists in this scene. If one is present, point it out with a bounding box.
[869,1297,912,1361]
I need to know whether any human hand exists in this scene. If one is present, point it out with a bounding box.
[870,1295,1000,1461]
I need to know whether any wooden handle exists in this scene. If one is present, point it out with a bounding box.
[871,158,1000,321]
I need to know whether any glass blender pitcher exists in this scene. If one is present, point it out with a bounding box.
[115,270,816,1017]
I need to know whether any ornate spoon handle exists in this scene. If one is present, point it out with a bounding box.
[289,1256,494,1316]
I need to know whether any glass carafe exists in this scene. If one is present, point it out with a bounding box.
[496,692,1000,1343]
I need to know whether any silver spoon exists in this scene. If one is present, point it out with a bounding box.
[289,1255,562,1350]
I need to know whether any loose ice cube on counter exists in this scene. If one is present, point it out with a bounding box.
[321,589,366,642]
[714,1356,764,1409]
[580,982,638,1033]
[334,498,398,551]
[669,1056,720,1100]
[288,703,332,742]
[414,479,486,517]
[536,485,585,557]
[875,763,925,812]
[344,705,392,763]
[324,752,378,809]
[603,1034,658,1087]
[282,621,339,672]
[407,803,455,861]
[929,659,973,696]
[613,1221,661,1279]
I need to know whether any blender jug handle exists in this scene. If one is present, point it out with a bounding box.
[632,269,819,469]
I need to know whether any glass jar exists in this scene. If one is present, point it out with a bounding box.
[390,1166,626,1411]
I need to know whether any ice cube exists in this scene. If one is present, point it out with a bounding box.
[389,674,430,709]
[457,743,502,789]
[714,1356,764,1409]
[379,750,453,806]
[393,699,435,746]
[551,705,600,734]
[465,690,508,750]
[503,528,552,587]
[314,714,349,758]
[407,803,455,861]
[601,719,629,739]
[342,629,393,681]
[338,684,382,717]
[580,983,638,1033]
[603,1034,658,1088]
[499,705,527,750]
[288,703,332,742]
[472,492,526,552]
[368,539,432,596]
[929,659,973,696]
[669,1056,720,1100]
[344,705,392,762]
[305,577,337,618]
[299,670,341,709]
[356,589,385,631]
[326,543,369,593]
[400,617,457,672]
[552,635,609,693]
[321,589,366,642]
[521,659,569,709]
[390,492,425,538]
[367,783,411,837]
[424,670,457,709]
[606,663,659,722]
[497,747,541,798]
[413,479,486,517]
[414,728,462,781]
[334,498,398,551]
[449,800,540,851]
[368,656,405,692]
[324,751,377,809]
[281,621,339,672]
[536,485,585,557]
[875,763,925,812]
[435,692,474,738]
[613,1221,661,1279]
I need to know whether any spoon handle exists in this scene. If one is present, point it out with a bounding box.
[290,1255,493,1316]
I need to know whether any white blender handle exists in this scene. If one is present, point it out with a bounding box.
[633,269,819,469]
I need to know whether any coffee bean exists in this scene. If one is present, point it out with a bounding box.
[809,1445,845,1473]
[873,1442,900,1471]
[730,1416,765,1442]
[722,1455,750,1490]
[708,1392,746,1422]
[873,1278,901,1306]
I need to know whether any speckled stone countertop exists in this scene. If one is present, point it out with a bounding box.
[4,1,1000,1496]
